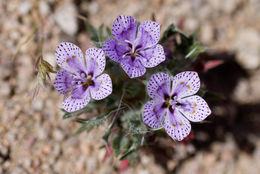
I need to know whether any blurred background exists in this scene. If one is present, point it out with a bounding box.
[0,0,260,173]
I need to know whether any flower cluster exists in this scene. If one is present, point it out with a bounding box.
[53,15,211,141]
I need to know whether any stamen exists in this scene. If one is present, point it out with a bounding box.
[77,81,81,85]
[80,72,86,78]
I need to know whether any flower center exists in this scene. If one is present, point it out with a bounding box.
[164,95,182,113]
[124,40,143,62]
[71,72,94,89]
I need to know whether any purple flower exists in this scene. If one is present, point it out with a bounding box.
[143,71,211,141]
[102,15,165,78]
[54,42,112,112]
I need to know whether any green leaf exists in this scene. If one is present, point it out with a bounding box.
[185,42,207,59]
[102,128,112,145]
[129,120,148,135]
[86,22,105,48]
[112,131,131,157]
[159,24,178,43]
[106,27,112,37]
[75,113,111,134]
[62,107,93,119]
[86,22,98,41]
[120,149,135,160]
[124,80,145,100]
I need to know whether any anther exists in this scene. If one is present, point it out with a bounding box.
[80,73,86,78]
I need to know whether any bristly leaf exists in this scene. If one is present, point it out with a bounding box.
[62,107,93,119]
[159,24,178,43]
[102,127,112,145]
[75,113,112,134]
[129,120,148,135]
[185,42,207,59]
[119,133,143,160]
[112,131,131,157]
[86,22,102,48]
[86,22,111,48]
[106,27,112,37]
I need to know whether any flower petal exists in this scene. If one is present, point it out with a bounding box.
[164,109,191,141]
[54,70,73,95]
[102,38,128,63]
[90,73,112,100]
[55,42,85,73]
[147,72,171,100]
[142,100,167,129]
[85,48,106,77]
[136,21,160,49]
[172,71,200,98]
[139,44,165,68]
[120,58,146,78]
[112,15,137,43]
[62,88,91,112]
[178,95,211,122]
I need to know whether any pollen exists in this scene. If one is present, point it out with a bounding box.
[72,55,76,58]
[191,109,195,114]
[171,123,177,127]
[91,57,94,60]
[156,83,166,93]
[186,84,190,89]
[179,123,183,126]
[66,58,71,63]
[180,82,185,85]
[194,102,197,107]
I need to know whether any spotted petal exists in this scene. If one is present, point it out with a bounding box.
[139,44,165,68]
[136,21,160,49]
[147,72,171,100]
[85,48,106,77]
[53,70,73,95]
[142,100,167,129]
[102,38,128,63]
[90,73,112,100]
[112,15,137,43]
[62,88,91,112]
[178,95,211,122]
[120,58,146,78]
[172,71,200,98]
[164,109,191,141]
[55,42,85,74]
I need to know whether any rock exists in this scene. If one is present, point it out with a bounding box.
[200,23,214,44]
[234,28,260,70]
[18,1,31,14]
[39,1,50,16]
[53,129,65,141]
[86,156,97,172]
[32,99,43,111]
[38,127,48,140]
[0,82,11,97]
[54,2,78,36]
[88,1,100,15]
